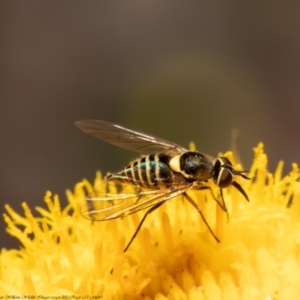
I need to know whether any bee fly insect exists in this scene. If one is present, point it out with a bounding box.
[76,120,250,258]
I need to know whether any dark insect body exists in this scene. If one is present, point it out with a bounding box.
[75,120,250,256]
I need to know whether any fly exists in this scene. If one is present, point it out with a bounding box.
[75,120,250,252]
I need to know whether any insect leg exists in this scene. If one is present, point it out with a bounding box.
[184,192,220,243]
[219,188,229,222]
[123,200,166,253]
[197,186,228,213]
[231,181,250,202]
[110,200,166,275]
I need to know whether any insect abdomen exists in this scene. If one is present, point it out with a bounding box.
[112,153,174,189]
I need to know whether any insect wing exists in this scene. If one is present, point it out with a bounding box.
[81,178,171,221]
[75,119,187,156]
[80,169,193,221]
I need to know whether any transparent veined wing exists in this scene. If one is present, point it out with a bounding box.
[80,171,193,221]
[75,119,187,156]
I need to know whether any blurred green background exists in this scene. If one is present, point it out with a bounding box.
[1,1,300,249]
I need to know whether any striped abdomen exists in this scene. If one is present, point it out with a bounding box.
[110,153,174,189]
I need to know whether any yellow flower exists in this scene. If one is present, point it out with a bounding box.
[1,143,300,299]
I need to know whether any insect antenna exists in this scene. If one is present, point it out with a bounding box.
[224,164,250,181]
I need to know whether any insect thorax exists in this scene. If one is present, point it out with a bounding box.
[169,151,214,182]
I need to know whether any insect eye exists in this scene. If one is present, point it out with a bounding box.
[214,157,234,188]
[217,168,233,188]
